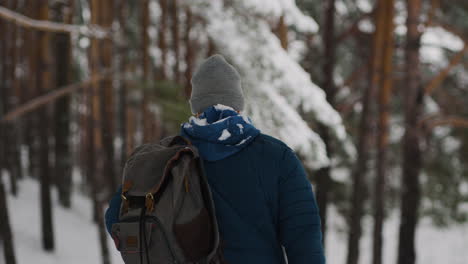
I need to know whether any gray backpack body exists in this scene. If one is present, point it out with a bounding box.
[111,135,225,264]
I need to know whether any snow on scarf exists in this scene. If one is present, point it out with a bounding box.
[180,104,260,161]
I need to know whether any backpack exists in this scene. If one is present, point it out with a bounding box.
[111,135,226,264]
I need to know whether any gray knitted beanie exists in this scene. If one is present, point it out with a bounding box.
[189,54,244,114]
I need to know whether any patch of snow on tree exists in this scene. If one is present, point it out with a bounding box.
[335,0,349,15]
[280,0,319,33]
[356,0,373,13]
[424,96,440,115]
[358,18,375,33]
[238,0,319,33]
[421,27,464,67]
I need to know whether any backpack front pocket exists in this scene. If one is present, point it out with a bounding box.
[111,221,153,262]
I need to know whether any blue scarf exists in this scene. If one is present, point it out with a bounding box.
[180,105,261,161]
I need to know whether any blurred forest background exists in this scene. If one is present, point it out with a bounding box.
[0,0,467,264]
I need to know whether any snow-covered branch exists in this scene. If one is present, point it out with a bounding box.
[0,6,109,39]
[189,0,355,169]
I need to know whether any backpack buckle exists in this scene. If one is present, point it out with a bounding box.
[145,193,155,212]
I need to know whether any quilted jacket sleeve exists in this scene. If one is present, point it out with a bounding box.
[105,185,122,235]
[278,148,325,264]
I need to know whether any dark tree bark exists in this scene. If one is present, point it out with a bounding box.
[13,1,26,180]
[0,176,17,264]
[2,0,22,196]
[315,0,337,246]
[91,0,117,193]
[90,1,112,263]
[397,1,423,264]
[25,0,41,180]
[347,2,383,262]
[53,0,73,208]
[158,0,168,80]
[117,0,128,168]
[170,0,180,82]
[183,8,194,98]
[37,0,55,251]
[141,0,151,143]
[0,9,17,264]
[372,1,395,264]
[87,87,111,264]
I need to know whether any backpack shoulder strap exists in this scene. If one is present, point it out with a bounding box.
[160,135,192,147]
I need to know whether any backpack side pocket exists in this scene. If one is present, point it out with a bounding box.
[111,221,153,263]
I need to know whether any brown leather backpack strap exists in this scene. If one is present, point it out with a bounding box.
[121,180,133,214]
[144,147,195,212]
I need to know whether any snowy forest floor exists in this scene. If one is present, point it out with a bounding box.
[6,178,468,264]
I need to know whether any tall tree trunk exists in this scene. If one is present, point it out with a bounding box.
[183,8,193,98]
[103,0,117,193]
[13,1,25,181]
[2,0,21,196]
[26,0,41,180]
[90,1,111,263]
[0,176,17,264]
[315,0,337,246]
[372,1,395,264]
[158,0,168,80]
[88,83,111,264]
[53,0,73,208]
[141,0,151,143]
[117,0,128,168]
[0,7,17,263]
[170,0,180,82]
[397,1,423,264]
[92,0,117,193]
[37,0,55,251]
[346,1,384,263]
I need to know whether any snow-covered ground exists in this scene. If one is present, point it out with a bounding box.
[325,207,468,264]
[6,179,122,264]
[5,179,468,264]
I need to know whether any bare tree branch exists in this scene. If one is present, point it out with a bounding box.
[1,72,111,123]
[424,116,468,130]
[424,44,468,95]
[420,114,468,129]
[0,6,110,38]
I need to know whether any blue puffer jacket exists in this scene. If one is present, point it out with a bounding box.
[105,106,325,264]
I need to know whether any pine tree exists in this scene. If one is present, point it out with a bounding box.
[37,0,55,251]
[373,1,395,263]
[53,0,73,208]
[398,1,424,263]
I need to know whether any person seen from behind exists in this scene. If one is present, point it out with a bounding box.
[105,54,326,264]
